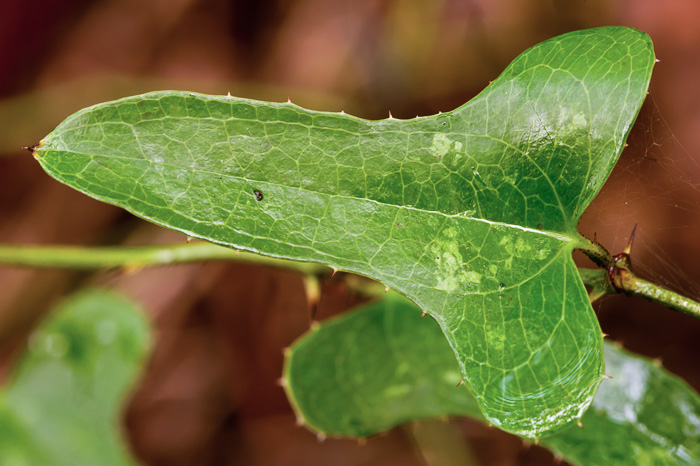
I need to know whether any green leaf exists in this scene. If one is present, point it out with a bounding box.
[283,296,700,465]
[0,289,150,466]
[34,26,654,436]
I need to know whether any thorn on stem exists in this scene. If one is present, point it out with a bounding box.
[623,223,637,255]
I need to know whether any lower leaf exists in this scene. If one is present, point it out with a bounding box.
[283,295,700,465]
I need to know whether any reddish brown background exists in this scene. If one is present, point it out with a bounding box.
[1,1,699,465]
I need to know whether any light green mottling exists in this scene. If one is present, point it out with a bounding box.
[430,133,463,160]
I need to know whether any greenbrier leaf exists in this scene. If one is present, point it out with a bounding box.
[0,289,150,466]
[34,26,655,436]
[283,296,700,465]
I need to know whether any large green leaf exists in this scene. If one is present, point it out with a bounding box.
[0,289,150,466]
[283,296,700,465]
[34,26,654,436]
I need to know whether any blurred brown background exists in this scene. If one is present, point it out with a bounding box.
[1,1,700,465]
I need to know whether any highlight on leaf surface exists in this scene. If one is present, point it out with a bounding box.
[283,296,700,465]
[34,26,655,436]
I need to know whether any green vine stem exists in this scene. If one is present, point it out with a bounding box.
[0,242,699,319]
[617,270,700,319]
[0,242,328,274]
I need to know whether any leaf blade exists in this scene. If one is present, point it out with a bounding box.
[35,26,654,436]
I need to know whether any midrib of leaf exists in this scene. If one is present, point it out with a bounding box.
[35,26,654,437]
[49,145,577,243]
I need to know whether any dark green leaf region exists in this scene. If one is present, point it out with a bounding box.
[284,296,700,465]
[35,27,655,437]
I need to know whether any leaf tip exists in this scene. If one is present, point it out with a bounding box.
[419,312,427,319]
[316,433,327,442]
[357,437,367,446]
[577,419,584,429]
[602,374,613,380]
[387,110,394,119]
[282,347,292,358]
[456,380,464,387]
[295,415,305,427]
[655,58,661,63]
[309,320,320,331]
[22,141,42,159]
[276,376,288,387]
[384,285,390,293]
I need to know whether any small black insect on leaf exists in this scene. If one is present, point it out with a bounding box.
[253,189,263,201]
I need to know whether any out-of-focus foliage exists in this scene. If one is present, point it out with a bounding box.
[0,289,149,466]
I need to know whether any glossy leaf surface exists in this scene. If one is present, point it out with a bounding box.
[284,296,700,465]
[36,27,654,436]
[0,290,150,466]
